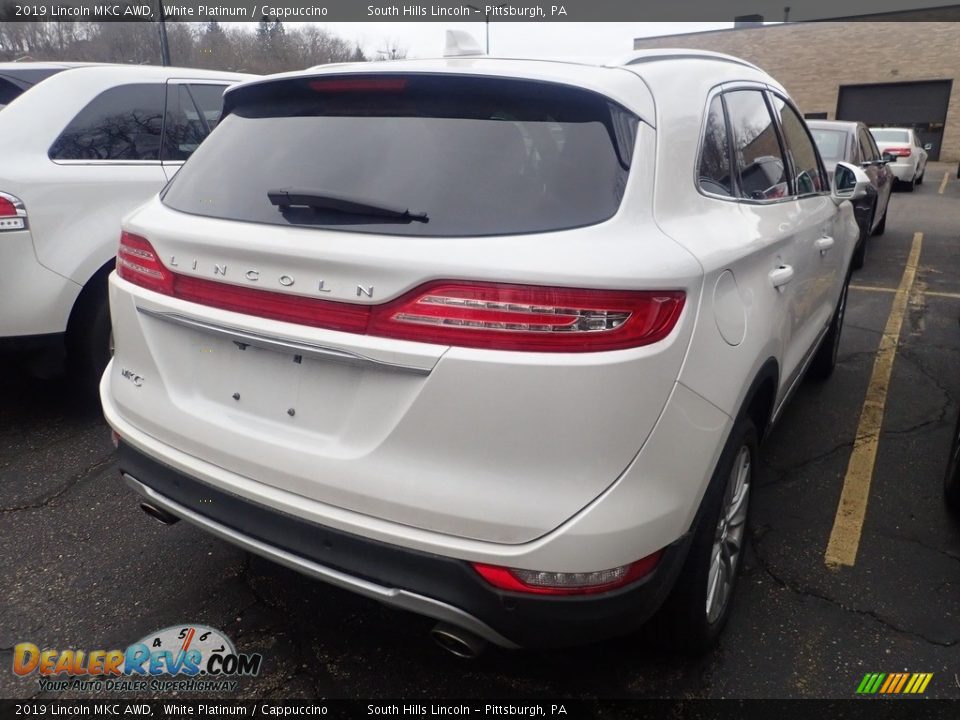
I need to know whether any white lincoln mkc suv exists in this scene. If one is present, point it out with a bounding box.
[100,50,869,656]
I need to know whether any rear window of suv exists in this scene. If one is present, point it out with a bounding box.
[871,129,909,143]
[161,74,639,237]
[0,67,67,111]
[810,129,846,163]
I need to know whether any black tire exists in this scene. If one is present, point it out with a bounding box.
[66,270,112,394]
[809,274,850,380]
[851,239,866,271]
[916,172,924,185]
[851,208,872,271]
[873,206,887,237]
[945,410,960,516]
[663,416,757,655]
[901,177,915,193]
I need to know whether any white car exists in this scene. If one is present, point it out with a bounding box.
[101,51,867,655]
[869,127,928,191]
[0,63,252,383]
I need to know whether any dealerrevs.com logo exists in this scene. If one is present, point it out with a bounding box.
[856,672,934,695]
[12,625,262,693]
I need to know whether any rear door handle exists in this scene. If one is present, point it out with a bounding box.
[815,236,835,254]
[769,264,795,290]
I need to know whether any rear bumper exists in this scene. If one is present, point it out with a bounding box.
[116,439,691,649]
[889,161,917,183]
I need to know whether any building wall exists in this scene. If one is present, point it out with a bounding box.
[633,22,960,161]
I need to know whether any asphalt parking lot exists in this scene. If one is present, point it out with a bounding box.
[1,164,959,701]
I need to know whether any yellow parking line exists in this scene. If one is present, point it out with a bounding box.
[939,172,950,194]
[825,231,923,567]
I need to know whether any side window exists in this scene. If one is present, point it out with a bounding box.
[187,84,227,132]
[866,132,882,160]
[769,94,826,195]
[858,129,877,163]
[49,84,164,161]
[162,85,208,161]
[855,132,867,163]
[724,89,789,201]
[161,84,228,162]
[697,95,733,197]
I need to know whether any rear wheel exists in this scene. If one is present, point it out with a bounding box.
[901,176,915,192]
[873,206,887,236]
[916,168,924,185]
[809,274,849,380]
[851,207,873,271]
[67,270,112,394]
[664,416,756,654]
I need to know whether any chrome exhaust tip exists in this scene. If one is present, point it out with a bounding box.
[430,623,487,659]
[139,501,180,526]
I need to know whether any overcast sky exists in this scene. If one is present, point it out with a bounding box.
[315,22,734,60]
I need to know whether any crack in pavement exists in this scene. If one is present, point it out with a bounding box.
[759,440,853,488]
[0,423,108,465]
[749,533,959,648]
[870,530,960,565]
[844,323,884,335]
[239,553,274,609]
[0,452,116,514]
[759,347,955,489]
[837,350,884,364]
[897,347,958,405]
[235,554,328,696]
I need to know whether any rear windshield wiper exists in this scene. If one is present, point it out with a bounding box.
[267,188,428,223]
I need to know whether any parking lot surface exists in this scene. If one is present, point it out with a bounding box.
[1,165,959,700]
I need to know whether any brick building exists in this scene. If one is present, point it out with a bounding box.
[632,22,960,161]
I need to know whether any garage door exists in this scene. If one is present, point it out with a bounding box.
[837,80,952,160]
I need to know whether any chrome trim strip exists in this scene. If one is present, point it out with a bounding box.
[122,473,518,649]
[137,306,434,376]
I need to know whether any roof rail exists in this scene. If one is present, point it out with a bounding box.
[612,49,762,71]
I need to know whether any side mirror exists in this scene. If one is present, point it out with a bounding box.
[881,152,896,163]
[832,162,871,202]
[923,143,933,151]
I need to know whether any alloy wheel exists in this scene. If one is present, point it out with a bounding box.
[706,445,751,624]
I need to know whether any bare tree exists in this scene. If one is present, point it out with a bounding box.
[373,39,407,61]
[0,21,367,72]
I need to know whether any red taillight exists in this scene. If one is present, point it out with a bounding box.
[116,232,174,295]
[0,191,26,231]
[175,274,369,334]
[886,147,912,157]
[471,552,662,596]
[371,282,685,352]
[308,77,407,93]
[116,235,685,352]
